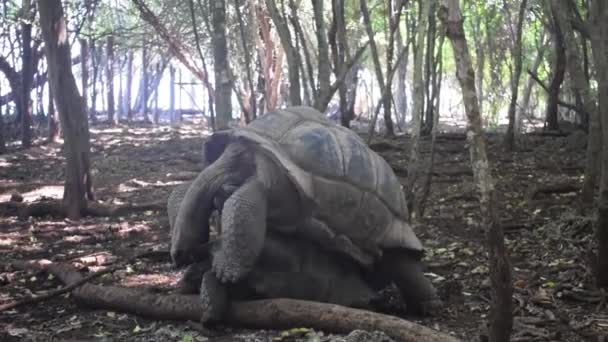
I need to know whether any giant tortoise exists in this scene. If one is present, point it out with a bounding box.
[170,106,442,321]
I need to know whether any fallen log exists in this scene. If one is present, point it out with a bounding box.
[0,199,166,219]
[527,183,581,200]
[11,260,462,342]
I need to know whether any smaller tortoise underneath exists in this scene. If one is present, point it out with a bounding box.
[170,106,442,321]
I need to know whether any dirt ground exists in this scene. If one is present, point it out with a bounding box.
[0,117,604,341]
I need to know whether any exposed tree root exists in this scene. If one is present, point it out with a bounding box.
[9,259,462,342]
[0,199,166,219]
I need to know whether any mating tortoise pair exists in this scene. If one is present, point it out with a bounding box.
[168,106,442,322]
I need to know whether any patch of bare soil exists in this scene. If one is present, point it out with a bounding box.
[0,120,602,341]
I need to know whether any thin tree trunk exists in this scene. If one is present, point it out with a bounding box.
[265,0,301,106]
[20,0,34,148]
[90,40,98,122]
[589,0,608,288]
[503,0,527,151]
[553,1,600,206]
[545,9,566,131]
[423,0,437,134]
[169,64,176,124]
[47,85,60,143]
[212,0,233,130]
[473,14,485,116]
[360,0,394,136]
[234,0,256,121]
[518,36,546,131]
[405,0,432,216]
[0,81,5,153]
[125,51,133,121]
[141,36,149,121]
[39,0,95,218]
[439,2,513,341]
[395,14,409,131]
[80,38,89,120]
[106,35,116,125]
[311,0,331,112]
[153,62,161,124]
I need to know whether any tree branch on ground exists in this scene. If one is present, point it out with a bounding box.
[8,259,463,342]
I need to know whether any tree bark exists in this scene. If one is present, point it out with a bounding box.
[424,0,437,133]
[519,36,547,131]
[545,8,566,131]
[20,0,34,148]
[47,85,60,143]
[405,0,432,215]
[589,0,608,288]
[106,35,116,125]
[212,0,233,130]
[169,64,176,124]
[311,0,331,112]
[553,1,600,206]
[439,1,513,341]
[360,0,394,136]
[90,40,99,122]
[0,81,5,154]
[141,35,149,121]
[265,0,301,106]
[80,39,89,120]
[153,62,161,124]
[38,0,95,219]
[503,0,528,151]
[125,51,133,121]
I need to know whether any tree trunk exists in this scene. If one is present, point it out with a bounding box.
[553,3,599,205]
[141,35,149,121]
[473,15,485,117]
[47,85,60,143]
[80,38,89,120]
[552,2,600,206]
[212,0,233,130]
[169,64,176,124]
[125,51,133,121]
[405,0,432,215]
[545,10,566,131]
[90,40,98,122]
[589,0,608,288]
[106,35,116,125]
[439,1,513,341]
[519,37,546,131]
[20,0,34,148]
[38,0,95,219]
[265,0,301,106]
[0,82,5,154]
[396,15,409,131]
[424,0,437,134]
[234,0,256,120]
[311,0,331,112]
[360,0,394,137]
[153,63,161,124]
[503,0,528,151]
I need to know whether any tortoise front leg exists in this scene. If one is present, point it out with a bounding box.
[200,271,229,324]
[379,249,443,315]
[212,178,268,283]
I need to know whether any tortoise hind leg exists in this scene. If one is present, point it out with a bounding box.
[379,249,443,315]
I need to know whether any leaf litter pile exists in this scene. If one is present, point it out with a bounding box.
[0,119,603,341]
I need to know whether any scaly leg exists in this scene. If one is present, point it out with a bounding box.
[212,178,267,283]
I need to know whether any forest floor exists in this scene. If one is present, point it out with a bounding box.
[0,117,603,342]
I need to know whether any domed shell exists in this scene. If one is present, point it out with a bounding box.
[233,106,422,252]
